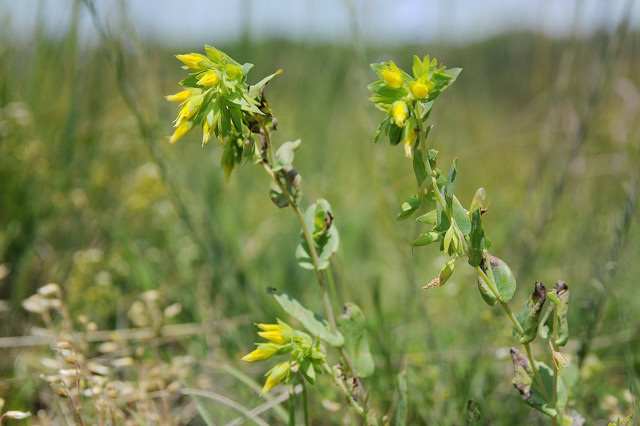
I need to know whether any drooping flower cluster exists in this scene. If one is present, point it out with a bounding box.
[368,56,461,158]
[241,320,326,393]
[166,45,281,179]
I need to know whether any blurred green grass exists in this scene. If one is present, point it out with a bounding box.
[1,8,639,424]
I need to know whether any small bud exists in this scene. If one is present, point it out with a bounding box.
[165,90,192,103]
[552,350,569,367]
[241,343,279,362]
[410,80,434,99]
[391,101,408,127]
[175,53,210,70]
[170,121,193,144]
[197,70,220,87]
[262,361,291,394]
[381,69,403,88]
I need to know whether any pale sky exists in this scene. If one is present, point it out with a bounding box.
[2,0,638,46]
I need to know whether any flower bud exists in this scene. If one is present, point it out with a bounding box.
[175,53,210,70]
[197,70,220,87]
[381,69,403,88]
[241,343,280,362]
[410,80,434,99]
[262,361,291,394]
[392,101,408,127]
[170,121,192,144]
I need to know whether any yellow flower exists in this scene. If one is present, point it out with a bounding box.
[165,90,192,103]
[175,95,203,125]
[197,70,220,87]
[202,112,216,145]
[176,53,210,70]
[241,344,278,362]
[165,88,201,103]
[170,121,192,144]
[403,127,417,158]
[258,330,286,344]
[261,361,290,394]
[381,69,403,89]
[410,80,434,99]
[392,101,408,127]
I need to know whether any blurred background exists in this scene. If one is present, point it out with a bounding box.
[1,0,639,424]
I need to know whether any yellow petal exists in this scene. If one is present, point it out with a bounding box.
[170,121,192,144]
[381,69,403,89]
[258,330,286,344]
[410,81,433,99]
[176,53,210,70]
[257,323,283,332]
[241,346,277,362]
[197,70,220,87]
[165,90,192,103]
[392,101,407,127]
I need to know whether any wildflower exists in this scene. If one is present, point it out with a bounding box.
[392,101,408,127]
[175,95,203,125]
[197,70,220,87]
[262,361,291,394]
[381,69,403,89]
[176,53,210,70]
[241,343,279,362]
[170,121,192,144]
[410,80,434,100]
[403,126,417,158]
[257,321,293,344]
[165,88,201,103]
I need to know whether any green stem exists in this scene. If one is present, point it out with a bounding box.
[302,381,310,426]
[324,363,377,425]
[259,123,368,407]
[551,305,560,424]
[418,132,550,402]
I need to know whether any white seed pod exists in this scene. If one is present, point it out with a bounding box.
[163,303,182,319]
[22,294,46,313]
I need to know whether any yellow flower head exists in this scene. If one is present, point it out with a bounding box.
[241,343,279,362]
[381,69,403,89]
[261,361,291,394]
[410,80,434,99]
[176,53,210,70]
[170,121,192,144]
[392,101,408,127]
[197,70,220,87]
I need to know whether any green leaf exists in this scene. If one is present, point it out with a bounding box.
[484,254,517,303]
[538,281,569,346]
[337,303,374,378]
[395,195,422,221]
[434,202,451,232]
[296,199,339,270]
[269,181,289,208]
[514,281,546,344]
[268,289,344,347]
[416,209,437,225]
[412,148,428,187]
[411,231,440,247]
[477,276,497,306]
[468,210,485,267]
[393,371,408,426]
[469,187,486,213]
[272,139,302,171]
[510,348,566,418]
[443,158,458,208]
[452,197,471,235]
[248,69,283,100]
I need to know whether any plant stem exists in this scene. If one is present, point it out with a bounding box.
[259,122,368,406]
[418,133,550,402]
[301,381,310,426]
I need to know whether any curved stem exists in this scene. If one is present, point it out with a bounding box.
[259,122,367,405]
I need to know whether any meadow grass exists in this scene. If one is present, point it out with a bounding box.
[0,8,639,423]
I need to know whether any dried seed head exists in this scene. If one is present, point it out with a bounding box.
[38,283,61,297]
